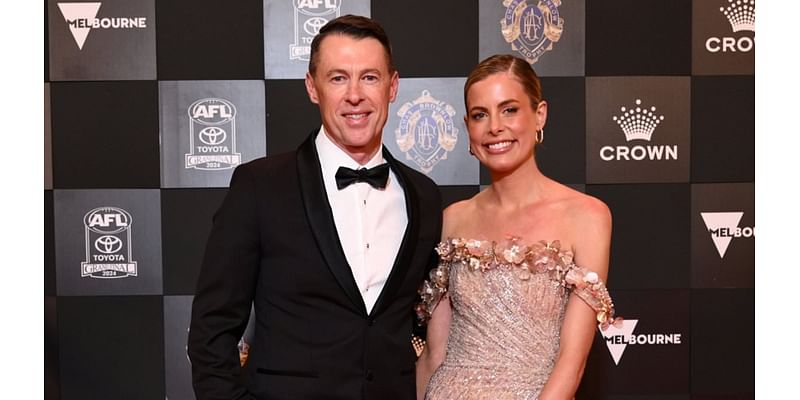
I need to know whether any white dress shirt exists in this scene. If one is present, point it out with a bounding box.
[315,128,408,314]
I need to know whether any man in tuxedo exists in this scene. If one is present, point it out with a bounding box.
[188,15,442,400]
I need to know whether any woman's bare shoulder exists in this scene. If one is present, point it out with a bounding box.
[442,195,481,238]
[556,185,610,222]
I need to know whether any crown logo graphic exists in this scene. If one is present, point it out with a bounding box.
[720,0,755,32]
[612,99,665,142]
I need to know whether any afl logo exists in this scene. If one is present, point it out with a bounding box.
[84,207,131,235]
[501,0,564,64]
[294,0,341,16]
[395,90,458,174]
[189,98,236,126]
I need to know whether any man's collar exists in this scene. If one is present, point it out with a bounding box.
[315,126,385,170]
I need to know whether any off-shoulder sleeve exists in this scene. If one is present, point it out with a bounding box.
[414,260,450,326]
[562,263,622,330]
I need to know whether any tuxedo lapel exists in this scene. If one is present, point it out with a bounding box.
[296,133,368,315]
[369,148,421,318]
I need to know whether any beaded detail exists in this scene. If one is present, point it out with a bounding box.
[416,237,622,330]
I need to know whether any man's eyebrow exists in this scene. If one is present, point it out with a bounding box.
[325,68,349,77]
[324,68,384,77]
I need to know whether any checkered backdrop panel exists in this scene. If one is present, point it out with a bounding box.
[44,1,754,399]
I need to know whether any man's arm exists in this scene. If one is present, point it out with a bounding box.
[188,165,261,400]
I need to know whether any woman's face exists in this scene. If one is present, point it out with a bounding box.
[465,72,547,175]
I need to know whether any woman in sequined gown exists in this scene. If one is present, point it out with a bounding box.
[414,55,621,400]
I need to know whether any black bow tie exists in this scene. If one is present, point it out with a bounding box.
[335,164,390,190]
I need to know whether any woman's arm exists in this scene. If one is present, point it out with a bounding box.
[415,296,452,400]
[539,197,612,400]
[415,202,466,399]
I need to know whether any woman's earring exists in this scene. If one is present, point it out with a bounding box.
[535,129,544,144]
[468,147,475,156]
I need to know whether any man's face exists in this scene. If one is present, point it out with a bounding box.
[305,34,399,163]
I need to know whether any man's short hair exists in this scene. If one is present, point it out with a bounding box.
[308,14,395,75]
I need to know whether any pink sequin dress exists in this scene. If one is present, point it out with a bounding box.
[416,238,620,400]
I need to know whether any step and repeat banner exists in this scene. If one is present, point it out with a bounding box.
[44,0,754,399]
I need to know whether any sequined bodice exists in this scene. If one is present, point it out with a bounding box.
[417,238,619,400]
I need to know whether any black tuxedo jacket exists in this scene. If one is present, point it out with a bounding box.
[188,132,442,400]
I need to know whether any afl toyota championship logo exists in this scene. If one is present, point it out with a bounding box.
[291,0,341,61]
[81,207,137,279]
[185,98,241,171]
[395,90,458,174]
[501,0,564,64]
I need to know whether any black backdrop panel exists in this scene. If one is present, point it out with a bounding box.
[585,0,692,76]
[161,188,228,295]
[50,81,160,189]
[538,76,586,184]
[690,289,754,396]
[440,186,480,209]
[372,0,478,78]
[691,395,753,400]
[45,296,59,400]
[45,191,55,296]
[605,396,689,400]
[265,79,322,156]
[587,184,690,289]
[156,0,265,80]
[57,296,165,400]
[46,83,53,189]
[164,295,195,400]
[690,76,755,183]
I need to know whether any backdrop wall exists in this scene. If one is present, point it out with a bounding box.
[44,1,755,399]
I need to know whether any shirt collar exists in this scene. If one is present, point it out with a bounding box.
[315,126,385,175]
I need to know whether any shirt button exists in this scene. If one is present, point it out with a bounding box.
[366,243,370,249]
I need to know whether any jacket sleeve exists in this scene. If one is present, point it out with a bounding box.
[188,164,261,400]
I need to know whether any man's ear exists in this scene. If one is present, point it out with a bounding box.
[305,72,319,104]
[388,70,399,103]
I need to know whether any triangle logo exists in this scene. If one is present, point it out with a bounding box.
[58,2,102,50]
[600,319,638,365]
[700,212,744,258]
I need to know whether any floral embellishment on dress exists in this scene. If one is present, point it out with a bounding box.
[416,237,623,330]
